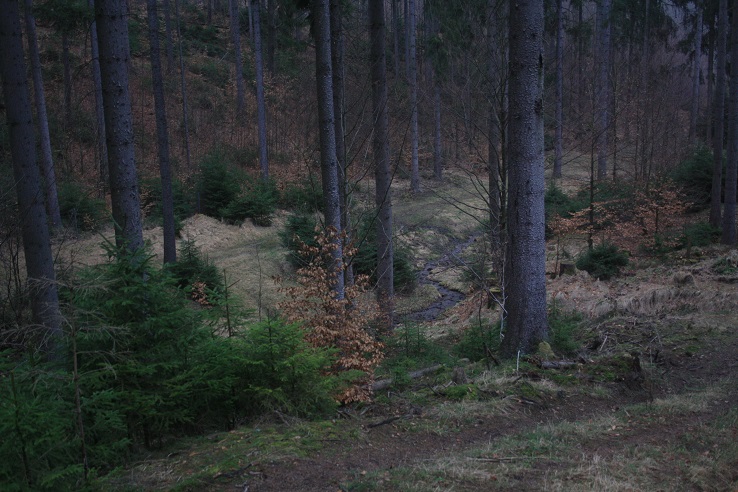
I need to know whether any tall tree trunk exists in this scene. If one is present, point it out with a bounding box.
[89,0,109,195]
[392,0,400,75]
[253,0,269,179]
[487,0,502,252]
[408,0,420,192]
[62,31,72,126]
[710,0,727,228]
[23,0,62,229]
[721,0,737,245]
[0,0,62,357]
[404,0,410,79]
[689,4,703,144]
[330,0,352,286]
[370,0,394,326]
[95,0,144,252]
[433,68,442,180]
[175,0,191,169]
[596,0,612,180]
[229,0,246,115]
[706,24,715,141]
[163,0,175,73]
[553,0,563,179]
[313,0,345,300]
[267,0,276,75]
[501,0,548,357]
[147,0,176,264]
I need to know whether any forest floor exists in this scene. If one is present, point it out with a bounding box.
[74,168,738,491]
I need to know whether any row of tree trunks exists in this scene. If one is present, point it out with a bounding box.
[0,0,62,359]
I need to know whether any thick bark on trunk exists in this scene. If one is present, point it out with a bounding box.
[95,0,144,252]
[330,0,353,287]
[147,0,176,264]
[689,6,703,144]
[24,0,62,229]
[0,0,62,356]
[267,0,276,75]
[253,0,269,179]
[313,0,345,300]
[433,70,442,181]
[163,0,175,73]
[487,0,502,251]
[596,0,612,180]
[175,0,191,169]
[229,0,246,115]
[721,0,737,245]
[408,0,419,192]
[553,0,563,179]
[710,0,727,228]
[501,0,548,357]
[370,0,394,326]
[89,0,109,195]
[392,0,400,75]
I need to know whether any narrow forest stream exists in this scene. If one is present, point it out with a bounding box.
[403,234,479,324]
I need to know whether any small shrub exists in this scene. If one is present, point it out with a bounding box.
[140,176,194,235]
[671,144,714,209]
[352,215,416,293]
[548,305,583,356]
[680,221,720,248]
[445,383,478,401]
[280,180,323,212]
[454,321,501,362]
[167,238,223,303]
[58,181,107,231]
[220,177,279,226]
[280,213,320,268]
[712,257,738,275]
[576,243,629,280]
[197,150,242,218]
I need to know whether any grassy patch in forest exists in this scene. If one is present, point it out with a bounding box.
[345,384,738,491]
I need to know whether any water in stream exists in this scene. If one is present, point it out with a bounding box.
[402,234,479,324]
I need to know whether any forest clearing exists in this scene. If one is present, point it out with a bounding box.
[2,0,738,490]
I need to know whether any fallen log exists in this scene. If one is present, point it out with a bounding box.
[372,364,444,391]
[540,360,579,369]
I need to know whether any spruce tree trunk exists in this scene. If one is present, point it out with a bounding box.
[229,0,246,115]
[689,5,703,144]
[313,0,345,300]
[501,0,548,357]
[95,0,144,252]
[392,0,400,75]
[596,0,612,180]
[330,0,353,287]
[721,0,737,245]
[23,0,62,229]
[267,0,276,75]
[710,0,727,228]
[163,0,175,73]
[175,0,191,169]
[253,0,269,179]
[370,0,394,326]
[408,0,420,192]
[147,0,176,264]
[706,27,715,141]
[0,0,62,357]
[553,0,563,179]
[89,0,109,195]
[487,0,502,251]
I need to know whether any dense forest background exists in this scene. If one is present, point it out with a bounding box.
[1,0,737,490]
